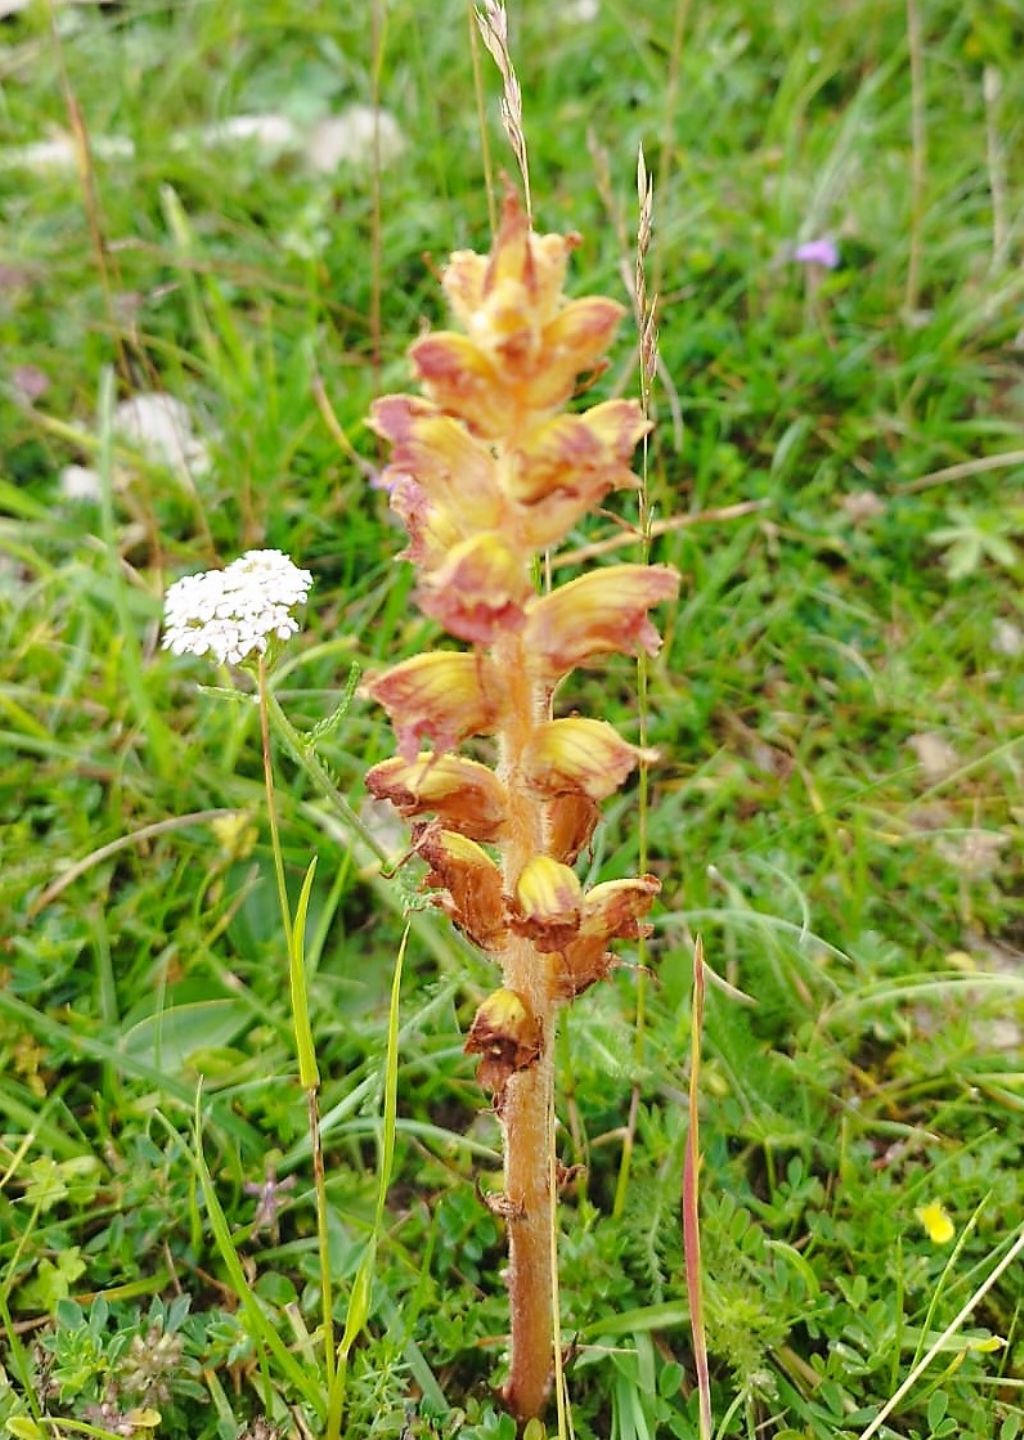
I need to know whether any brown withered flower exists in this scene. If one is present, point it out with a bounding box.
[464,986,543,1104]
[365,192,679,1421]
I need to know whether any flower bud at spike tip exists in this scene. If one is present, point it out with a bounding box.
[511,856,583,951]
[444,193,576,339]
[524,563,680,679]
[524,717,657,802]
[367,651,503,761]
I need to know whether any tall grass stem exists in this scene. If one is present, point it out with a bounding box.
[613,146,656,1220]
[327,923,409,1438]
[96,369,175,781]
[683,937,712,1440]
[258,669,337,1396]
[905,0,926,316]
[468,0,498,234]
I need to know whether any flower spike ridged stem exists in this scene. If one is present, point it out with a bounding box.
[365,193,679,1420]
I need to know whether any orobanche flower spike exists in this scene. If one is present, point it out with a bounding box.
[366,193,679,1420]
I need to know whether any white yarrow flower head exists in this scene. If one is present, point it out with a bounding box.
[163,549,313,667]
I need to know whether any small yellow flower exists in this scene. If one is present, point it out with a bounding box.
[916,1201,955,1244]
[211,811,258,861]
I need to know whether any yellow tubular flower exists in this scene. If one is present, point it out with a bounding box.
[370,395,505,532]
[523,717,657,801]
[554,875,662,999]
[523,563,681,679]
[408,332,513,439]
[464,987,543,1105]
[367,651,503,760]
[365,753,508,843]
[387,473,463,570]
[510,855,583,951]
[416,531,531,644]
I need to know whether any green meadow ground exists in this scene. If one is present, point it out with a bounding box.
[1,1,1023,1436]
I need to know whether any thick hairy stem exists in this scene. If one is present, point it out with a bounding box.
[502,1013,555,1419]
[494,631,556,1419]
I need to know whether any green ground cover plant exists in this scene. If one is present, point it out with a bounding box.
[1,2,1022,1437]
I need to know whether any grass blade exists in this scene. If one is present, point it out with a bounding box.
[683,936,712,1440]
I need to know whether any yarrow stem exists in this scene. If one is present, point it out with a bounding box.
[256,659,335,1393]
[258,657,293,953]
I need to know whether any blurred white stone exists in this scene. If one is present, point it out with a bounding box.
[908,732,958,782]
[189,113,299,153]
[992,619,1023,657]
[3,105,404,180]
[840,490,885,524]
[59,464,103,502]
[0,0,111,10]
[305,105,405,174]
[114,393,210,478]
[0,131,134,173]
[936,829,1008,876]
[567,0,599,19]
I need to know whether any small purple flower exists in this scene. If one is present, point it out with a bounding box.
[12,364,50,403]
[369,463,402,493]
[794,238,840,269]
[244,1168,297,1235]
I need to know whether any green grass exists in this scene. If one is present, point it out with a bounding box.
[2,1,1023,1437]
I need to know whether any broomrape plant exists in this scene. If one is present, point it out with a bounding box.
[365,192,679,1419]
